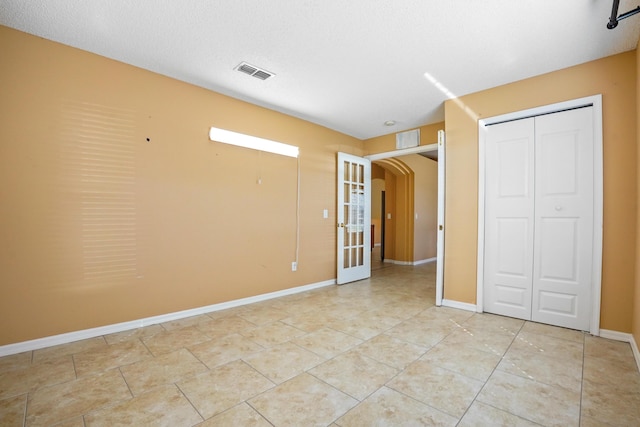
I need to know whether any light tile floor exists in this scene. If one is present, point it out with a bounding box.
[1,262,640,426]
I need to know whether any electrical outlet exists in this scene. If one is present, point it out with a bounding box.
[291,261,297,271]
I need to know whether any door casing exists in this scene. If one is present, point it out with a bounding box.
[365,132,445,306]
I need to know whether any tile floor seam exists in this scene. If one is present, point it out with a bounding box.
[578,331,586,427]
[459,318,524,425]
[20,392,27,427]
[116,366,136,401]
[494,360,585,396]
[383,382,463,420]
[244,400,276,427]
[174,382,206,424]
[70,353,79,381]
[237,358,278,388]
[456,401,547,427]
[351,343,423,372]
[475,371,574,427]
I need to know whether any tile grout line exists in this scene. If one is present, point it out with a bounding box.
[174,382,206,424]
[579,331,586,427]
[454,319,525,425]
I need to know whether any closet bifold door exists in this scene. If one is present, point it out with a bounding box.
[483,107,594,331]
[531,107,593,331]
[483,117,535,321]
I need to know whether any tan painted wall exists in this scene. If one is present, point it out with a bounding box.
[0,26,363,345]
[444,51,637,332]
[402,155,438,261]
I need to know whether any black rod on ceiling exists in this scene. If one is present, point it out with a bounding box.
[607,0,640,29]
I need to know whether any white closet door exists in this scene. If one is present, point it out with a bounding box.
[532,107,593,330]
[483,118,535,320]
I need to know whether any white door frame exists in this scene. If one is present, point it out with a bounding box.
[476,95,603,335]
[365,137,445,306]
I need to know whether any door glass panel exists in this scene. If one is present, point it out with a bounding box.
[358,164,364,184]
[344,161,349,182]
[343,248,349,268]
[358,247,364,266]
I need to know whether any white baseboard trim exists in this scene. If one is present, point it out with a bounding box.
[413,257,436,266]
[599,329,640,373]
[0,279,336,357]
[632,336,640,373]
[383,259,411,266]
[599,329,632,342]
[441,299,477,312]
[383,258,436,266]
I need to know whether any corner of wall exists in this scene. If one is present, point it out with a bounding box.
[633,35,640,358]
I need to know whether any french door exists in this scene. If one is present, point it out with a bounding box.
[337,152,371,284]
[483,106,596,331]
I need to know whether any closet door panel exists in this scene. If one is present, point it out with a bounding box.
[532,107,593,330]
[483,118,535,320]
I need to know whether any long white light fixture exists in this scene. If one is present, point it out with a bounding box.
[209,127,299,158]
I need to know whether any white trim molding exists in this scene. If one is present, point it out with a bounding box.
[383,259,411,266]
[413,257,436,266]
[384,258,436,266]
[365,142,438,161]
[442,299,477,312]
[0,279,336,357]
[599,329,640,373]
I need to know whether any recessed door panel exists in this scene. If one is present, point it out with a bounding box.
[483,118,534,320]
[496,218,529,277]
[495,284,528,308]
[538,217,578,282]
[497,138,531,198]
[537,291,577,317]
[539,131,579,196]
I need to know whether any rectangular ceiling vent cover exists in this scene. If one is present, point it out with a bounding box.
[235,62,275,80]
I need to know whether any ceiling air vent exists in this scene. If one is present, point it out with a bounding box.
[235,62,275,80]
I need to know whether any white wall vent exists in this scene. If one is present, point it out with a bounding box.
[396,129,420,149]
[235,62,275,80]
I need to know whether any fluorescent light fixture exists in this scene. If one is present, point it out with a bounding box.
[209,127,299,158]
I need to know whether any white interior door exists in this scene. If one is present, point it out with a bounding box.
[532,108,593,330]
[337,152,371,285]
[483,107,595,330]
[483,118,535,320]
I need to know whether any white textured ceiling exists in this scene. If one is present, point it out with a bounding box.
[1,0,639,139]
